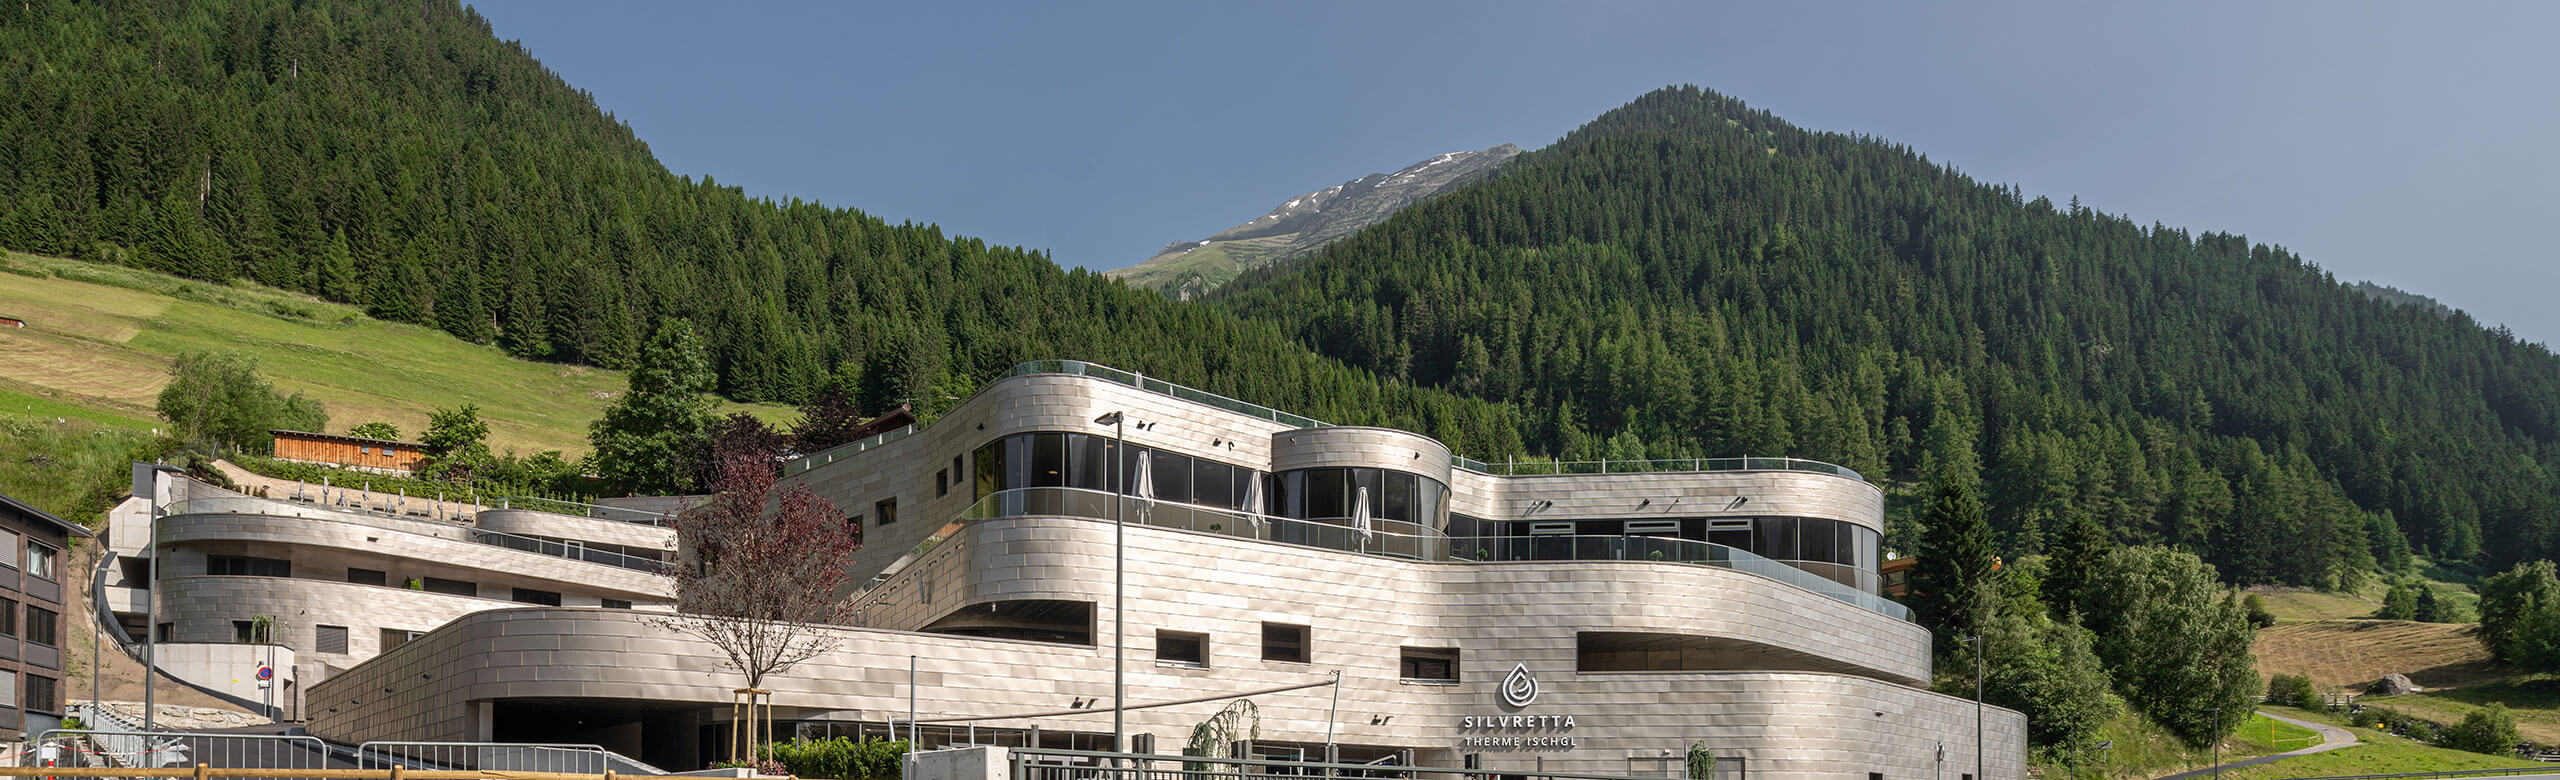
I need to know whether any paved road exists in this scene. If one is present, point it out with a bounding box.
[2155,711,2360,780]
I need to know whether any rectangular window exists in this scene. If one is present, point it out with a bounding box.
[316,625,349,654]
[952,454,964,487]
[231,619,278,644]
[845,515,864,547]
[0,673,14,709]
[22,606,54,647]
[207,555,291,578]
[1148,450,1192,504]
[380,628,426,651]
[421,577,476,597]
[1067,434,1108,491]
[1156,630,1207,668]
[346,567,389,586]
[1261,623,1309,663]
[0,532,19,569]
[974,444,1000,499]
[156,623,172,643]
[1192,459,1233,510]
[22,543,54,581]
[1760,517,1800,561]
[936,468,950,497]
[22,675,52,714]
[876,498,898,526]
[0,599,14,637]
[1030,432,1068,488]
[511,588,563,606]
[1399,647,1459,682]
[602,599,633,610]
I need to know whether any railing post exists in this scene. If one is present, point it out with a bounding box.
[194,764,210,780]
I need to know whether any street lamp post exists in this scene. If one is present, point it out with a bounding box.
[1094,411,1127,755]
[1966,634,1983,780]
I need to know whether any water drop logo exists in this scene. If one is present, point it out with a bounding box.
[1500,663,1539,708]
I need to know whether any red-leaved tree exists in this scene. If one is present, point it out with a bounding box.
[661,448,861,759]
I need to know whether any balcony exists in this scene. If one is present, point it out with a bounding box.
[784,359,1869,484]
[958,486,1908,621]
[163,496,667,575]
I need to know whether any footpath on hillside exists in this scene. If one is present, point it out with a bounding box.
[2155,711,2360,780]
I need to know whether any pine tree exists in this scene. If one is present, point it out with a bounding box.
[1912,477,1997,659]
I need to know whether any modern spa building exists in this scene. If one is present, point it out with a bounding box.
[304,361,2026,778]
[101,465,675,716]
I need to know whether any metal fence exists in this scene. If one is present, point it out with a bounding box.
[354,742,611,774]
[35,730,330,773]
[1007,747,1677,780]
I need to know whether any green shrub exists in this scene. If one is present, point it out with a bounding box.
[2440,704,2521,756]
[2266,673,2321,711]
[761,737,909,780]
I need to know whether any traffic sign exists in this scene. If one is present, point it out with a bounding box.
[256,665,273,681]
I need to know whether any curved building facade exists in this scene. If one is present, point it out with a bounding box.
[306,362,2024,778]
[102,468,676,715]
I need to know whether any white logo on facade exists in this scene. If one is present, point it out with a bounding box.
[1500,663,1539,708]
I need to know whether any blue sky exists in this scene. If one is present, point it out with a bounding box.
[474,2,2560,347]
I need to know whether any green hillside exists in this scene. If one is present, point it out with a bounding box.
[0,0,1523,460]
[1212,85,2560,582]
[0,249,790,455]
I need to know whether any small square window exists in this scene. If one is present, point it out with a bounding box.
[22,606,55,647]
[22,544,55,581]
[1261,623,1309,663]
[876,498,899,526]
[316,625,349,654]
[1156,630,1207,668]
[380,628,425,651]
[1400,647,1459,682]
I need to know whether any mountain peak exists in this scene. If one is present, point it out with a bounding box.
[1108,144,1521,298]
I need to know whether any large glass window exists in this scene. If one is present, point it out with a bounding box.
[1755,517,1796,562]
[969,433,1260,511]
[1192,458,1233,509]
[1029,432,1068,488]
[1147,449,1191,503]
[1303,468,1348,519]
[1067,434,1109,491]
[1271,467,1450,528]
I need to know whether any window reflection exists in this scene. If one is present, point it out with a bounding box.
[1268,466,1451,529]
[973,432,1262,513]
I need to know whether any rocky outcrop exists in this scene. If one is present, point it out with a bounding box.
[1111,144,1522,297]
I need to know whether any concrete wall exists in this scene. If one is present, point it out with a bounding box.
[307,608,2025,780]
[153,642,297,716]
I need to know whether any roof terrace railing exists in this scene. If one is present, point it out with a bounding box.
[165,496,667,574]
[486,496,675,526]
[940,486,1909,621]
[782,359,1866,483]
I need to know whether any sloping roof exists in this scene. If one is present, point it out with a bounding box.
[269,429,433,450]
[0,492,95,539]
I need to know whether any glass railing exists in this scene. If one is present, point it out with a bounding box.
[164,496,667,574]
[952,487,1909,621]
[780,359,1869,484]
[785,423,922,476]
[487,496,676,526]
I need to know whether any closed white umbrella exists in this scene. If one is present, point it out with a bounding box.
[1353,486,1373,550]
[1240,473,1266,534]
[1129,453,1153,524]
